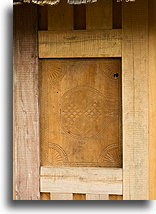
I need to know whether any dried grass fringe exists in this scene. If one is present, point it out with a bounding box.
[13,0,97,6]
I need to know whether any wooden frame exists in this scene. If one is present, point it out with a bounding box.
[148,0,156,200]
[13,5,40,200]
[40,167,122,195]
[122,0,149,200]
[13,0,155,200]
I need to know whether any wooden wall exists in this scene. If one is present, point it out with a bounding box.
[13,0,155,200]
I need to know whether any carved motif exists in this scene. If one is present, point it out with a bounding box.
[46,143,68,165]
[46,65,65,86]
[40,60,122,168]
[99,144,121,167]
[99,63,120,80]
[61,86,117,139]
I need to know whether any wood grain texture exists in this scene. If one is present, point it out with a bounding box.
[40,167,123,194]
[13,5,40,200]
[73,194,86,200]
[109,195,123,200]
[122,0,149,200]
[40,59,122,168]
[74,5,86,30]
[50,193,73,200]
[113,0,122,29]
[148,0,156,200]
[48,0,73,30]
[40,193,50,200]
[86,194,109,200]
[38,5,48,30]
[38,29,122,58]
[86,0,112,30]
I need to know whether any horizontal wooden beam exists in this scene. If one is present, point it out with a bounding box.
[38,29,122,58]
[50,193,73,200]
[86,194,109,200]
[40,167,122,195]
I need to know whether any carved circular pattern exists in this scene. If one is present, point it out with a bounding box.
[46,143,68,165]
[46,64,65,86]
[99,62,120,81]
[61,87,108,139]
[99,144,121,167]
[49,67,63,82]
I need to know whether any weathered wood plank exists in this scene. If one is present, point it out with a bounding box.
[13,5,40,200]
[86,0,112,30]
[122,0,149,200]
[50,193,73,200]
[86,194,109,200]
[38,29,122,58]
[40,167,122,195]
[148,0,156,200]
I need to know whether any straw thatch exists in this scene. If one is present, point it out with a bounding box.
[13,0,97,6]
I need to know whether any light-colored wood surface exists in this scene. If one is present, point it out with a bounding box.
[40,59,122,168]
[40,167,122,194]
[122,0,149,200]
[50,193,73,200]
[13,5,40,200]
[48,0,73,30]
[86,194,109,200]
[38,29,122,58]
[148,0,156,200]
[86,0,112,30]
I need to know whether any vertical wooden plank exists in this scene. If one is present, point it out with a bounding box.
[86,194,109,200]
[86,0,112,30]
[48,0,73,30]
[122,0,149,200]
[74,5,86,30]
[13,5,40,200]
[113,0,122,29]
[38,5,48,30]
[148,0,156,200]
[50,193,73,200]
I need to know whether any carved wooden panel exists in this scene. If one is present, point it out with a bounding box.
[40,59,122,167]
